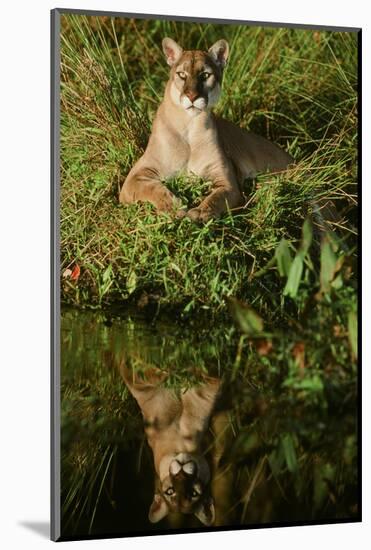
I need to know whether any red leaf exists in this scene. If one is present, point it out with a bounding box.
[292,342,305,372]
[71,264,81,281]
[256,339,273,356]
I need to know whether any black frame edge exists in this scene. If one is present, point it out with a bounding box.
[51,8,362,541]
[51,7,61,543]
[357,28,362,523]
[55,7,361,33]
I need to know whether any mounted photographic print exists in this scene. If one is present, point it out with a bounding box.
[51,8,361,542]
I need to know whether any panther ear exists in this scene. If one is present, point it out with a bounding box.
[208,39,229,67]
[148,493,169,523]
[162,37,183,66]
[194,496,215,526]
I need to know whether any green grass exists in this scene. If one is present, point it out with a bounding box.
[60,14,357,318]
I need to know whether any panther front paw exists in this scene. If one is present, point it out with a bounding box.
[176,207,188,219]
[186,207,214,223]
[156,188,182,213]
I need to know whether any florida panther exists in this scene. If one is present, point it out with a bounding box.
[120,363,234,526]
[119,37,293,221]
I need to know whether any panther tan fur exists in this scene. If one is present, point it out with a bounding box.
[119,37,293,222]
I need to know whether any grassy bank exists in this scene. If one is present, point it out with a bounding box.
[60,14,358,320]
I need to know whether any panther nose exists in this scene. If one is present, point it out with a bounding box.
[170,460,182,476]
[185,91,199,103]
[170,459,197,477]
[182,461,196,475]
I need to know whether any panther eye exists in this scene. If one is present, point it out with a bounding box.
[191,489,200,498]
[176,71,187,80]
[200,72,211,80]
[165,487,175,496]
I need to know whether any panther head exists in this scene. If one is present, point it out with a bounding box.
[162,37,229,117]
[149,451,215,526]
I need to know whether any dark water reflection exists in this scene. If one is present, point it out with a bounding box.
[60,308,358,539]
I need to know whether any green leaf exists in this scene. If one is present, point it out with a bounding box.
[102,264,112,283]
[126,271,137,295]
[232,432,261,458]
[268,447,285,477]
[343,434,357,465]
[281,219,313,298]
[169,262,183,276]
[313,462,335,511]
[283,255,303,298]
[300,218,313,257]
[331,273,343,289]
[281,433,298,473]
[183,299,195,313]
[227,297,264,335]
[348,310,358,359]
[284,374,324,393]
[275,238,293,278]
[320,237,338,293]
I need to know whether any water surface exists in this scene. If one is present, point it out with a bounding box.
[61,308,358,539]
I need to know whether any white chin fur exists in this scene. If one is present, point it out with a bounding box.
[185,107,200,117]
[170,460,182,475]
[181,95,193,109]
[181,95,207,115]
[193,97,207,109]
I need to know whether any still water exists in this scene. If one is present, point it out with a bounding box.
[61,308,358,539]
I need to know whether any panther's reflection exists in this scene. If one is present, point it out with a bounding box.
[120,362,233,527]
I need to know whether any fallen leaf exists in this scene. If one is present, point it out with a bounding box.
[256,339,273,356]
[292,342,305,372]
[71,264,81,281]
